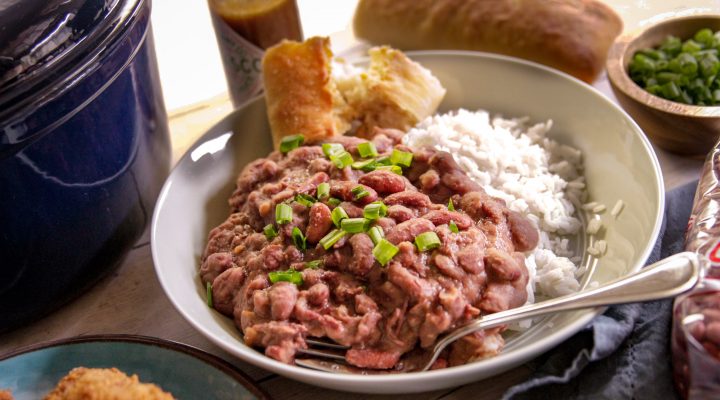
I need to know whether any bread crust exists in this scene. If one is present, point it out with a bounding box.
[353,0,622,83]
[262,37,353,147]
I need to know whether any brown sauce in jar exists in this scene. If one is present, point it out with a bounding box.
[208,0,303,50]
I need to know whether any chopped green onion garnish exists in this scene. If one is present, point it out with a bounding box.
[363,201,387,220]
[341,217,371,233]
[292,227,306,250]
[305,259,323,269]
[206,282,213,307]
[275,203,293,225]
[263,224,278,240]
[351,159,377,172]
[448,199,455,211]
[358,141,379,158]
[415,231,441,252]
[268,269,303,285]
[373,239,399,266]
[322,143,345,157]
[368,226,384,245]
[319,229,346,250]
[351,186,370,200]
[279,134,304,154]
[317,182,330,199]
[295,193,316,207]
[327,197,342,207]
[449,220,459,233]
[390,149,413,167]
[330,151,354,169]
[331,206,349,227]
[375,165,403,175]
[375,156,392,166]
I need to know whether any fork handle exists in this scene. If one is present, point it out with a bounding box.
[427,251,699,367]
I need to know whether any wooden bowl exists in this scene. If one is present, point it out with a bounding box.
[606,15,720,156]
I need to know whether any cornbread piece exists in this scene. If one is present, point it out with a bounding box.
[353,0,623,83]
[44,367,175,400]
[0,389,13,400]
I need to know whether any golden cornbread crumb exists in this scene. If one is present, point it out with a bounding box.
[0,389,14,400]
[43,367,175,400]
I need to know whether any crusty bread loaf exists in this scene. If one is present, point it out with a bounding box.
[353,0,623,83]
[262,37,446,147]
[262,37,355,148]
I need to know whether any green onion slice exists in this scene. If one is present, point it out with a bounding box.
[268,269,303,285]
[364,201,387,220]
[341,217,371,233]
[375,165,403,175]
[305,259,323,269]
[322,143,345,157]
[330,151,354,169]
[448,199,455,211]
[358,142,379,158]
[390,149,413,167]
[375,156,392,166]
[373,239,399,266]
[279,134,304,154]
[275,203,293,225]
[295,193,316,207]
[327,197,342,207]
[263,224,278,240]
[319,229,347,250]
[331,206,349,227]
[351,186,370,200]
[351,159,377,172]
[206,282,213,307]
[449,220,459,233]
[292,227,306,250]
[316,182,330,199]
[415,231,441,252]
[368,226,384,245]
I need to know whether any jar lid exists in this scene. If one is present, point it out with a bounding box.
[0,0,143,126]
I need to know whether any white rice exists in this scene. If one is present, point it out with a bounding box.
[402,109,586,303]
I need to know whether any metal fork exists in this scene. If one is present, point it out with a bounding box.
[295,251,699,374]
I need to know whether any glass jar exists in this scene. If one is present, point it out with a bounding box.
[207,0,303,107]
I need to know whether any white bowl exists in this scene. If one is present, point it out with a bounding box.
[151,51,664,394]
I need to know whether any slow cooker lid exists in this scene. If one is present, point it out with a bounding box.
[0,0,140,123]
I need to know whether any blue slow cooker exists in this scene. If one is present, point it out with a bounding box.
[0,0,170,331]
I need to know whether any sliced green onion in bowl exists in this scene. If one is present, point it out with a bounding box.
[341,217,371,233]
[268,269,303,285]
[390,149,413,167]
[375,156,392,166]
[206,281,213,307]
[319,229,346,250]
[375,165,403,175]
[316,182,330,199]
[275,203,293,225]
[279,134,304,154]
[331,206,349,227]
[358,141,379,158]
[322,143,345,157]
[295,193,316,207]
[263,224,278,240]
[364,201,387,220]
[368,226,384,245]
[292,226,306,250]
[415,231,441,252]
[449,220,459,233]
[351,186,370,200]
[448,198,455,211]
[330,151,354,169]
[327,197,342,207]
[351,159,376,172]
[373,239,399,266]
[305,259,323,269]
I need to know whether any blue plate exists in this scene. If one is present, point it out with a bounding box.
[0,335,270,399]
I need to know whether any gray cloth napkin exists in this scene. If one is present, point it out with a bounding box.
[503,181,698,400]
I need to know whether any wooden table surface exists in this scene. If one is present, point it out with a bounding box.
[0,75,706,399]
